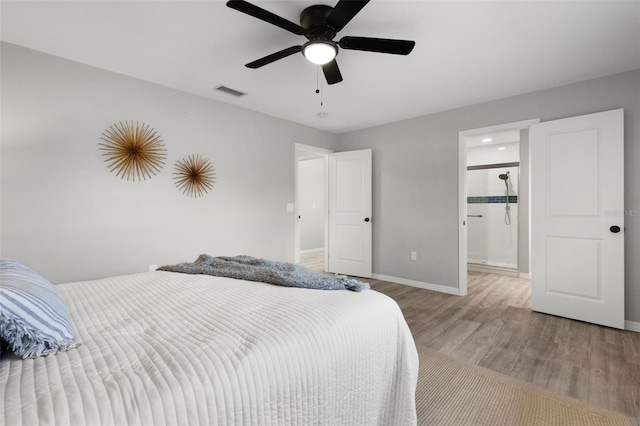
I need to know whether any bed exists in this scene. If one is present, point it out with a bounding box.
[0,259,419,425]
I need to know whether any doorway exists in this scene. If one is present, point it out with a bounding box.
[466,132,520,277]
[294,143,331,269]
[458,119,540,296]
[294,145,373,278]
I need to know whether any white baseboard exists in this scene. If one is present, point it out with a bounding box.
[299,248,324,254]
[625,320,640,333]
[519,272,531,279]
[468,264,519,277]
[372,273,461,296]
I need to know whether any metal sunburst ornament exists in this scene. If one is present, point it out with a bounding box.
[173,154,216,197]
[99,121,167,181]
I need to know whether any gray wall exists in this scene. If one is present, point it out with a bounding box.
[0,43,338,283]
[337,69,640,323]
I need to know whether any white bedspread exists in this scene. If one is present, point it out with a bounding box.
[0,271,418,425]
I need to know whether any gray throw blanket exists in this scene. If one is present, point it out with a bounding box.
[158,254,370,292]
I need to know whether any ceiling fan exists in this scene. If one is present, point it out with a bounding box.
[226,0,416,85]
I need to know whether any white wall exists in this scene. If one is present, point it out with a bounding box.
[518,129,531,274]
[336,69,640,323]
[0,43,338,283]
[467,142,520,166]
[298,157,325,251]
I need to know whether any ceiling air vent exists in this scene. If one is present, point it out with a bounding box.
[214,85,247,97]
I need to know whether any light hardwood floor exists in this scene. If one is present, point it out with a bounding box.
[300,251,640,421]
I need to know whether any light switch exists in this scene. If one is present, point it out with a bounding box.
[286,203,294,212]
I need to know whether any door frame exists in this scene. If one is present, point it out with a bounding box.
[294,143,332,268]
[458,118,540,296]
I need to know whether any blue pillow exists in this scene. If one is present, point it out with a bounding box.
[0,259,78,358]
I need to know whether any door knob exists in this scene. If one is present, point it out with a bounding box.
[364,217,370,222]
[610,225,621,233]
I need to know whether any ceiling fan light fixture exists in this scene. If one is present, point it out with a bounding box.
[226,0,416,85]
[303,41,337,65]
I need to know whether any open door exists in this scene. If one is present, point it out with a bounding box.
[328,149,372,278]
[530,109,624,329]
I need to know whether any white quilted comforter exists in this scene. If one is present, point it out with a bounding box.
[0,271,418,425]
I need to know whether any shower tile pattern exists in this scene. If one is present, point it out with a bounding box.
[468,196,518,204]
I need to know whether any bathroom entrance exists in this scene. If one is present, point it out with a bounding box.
[457,118,540,295]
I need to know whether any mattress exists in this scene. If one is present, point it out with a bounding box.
[0,271,418,425]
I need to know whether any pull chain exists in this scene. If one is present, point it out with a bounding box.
[315,67,324,107]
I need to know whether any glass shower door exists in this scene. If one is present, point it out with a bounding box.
[467,166,519,269]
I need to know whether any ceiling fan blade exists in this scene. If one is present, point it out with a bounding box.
[246,46,302,69]
[339,36,415,55]
[322,59,343,85]
[326,0,370,32]
[226,0,305,35]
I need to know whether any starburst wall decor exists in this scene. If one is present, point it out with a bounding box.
[99,121,167,181]
[173,154,216,197]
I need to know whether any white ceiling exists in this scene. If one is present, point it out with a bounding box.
[2,1,639,134]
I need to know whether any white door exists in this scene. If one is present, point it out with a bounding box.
[530,109,624,329]
[328,149,372,278]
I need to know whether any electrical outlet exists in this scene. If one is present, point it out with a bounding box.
[149,264,158,272]
[411,251,417,261]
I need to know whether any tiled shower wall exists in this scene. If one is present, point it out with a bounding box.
[467,142,520,268]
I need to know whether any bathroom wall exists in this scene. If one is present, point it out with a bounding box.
[467,141,520,166]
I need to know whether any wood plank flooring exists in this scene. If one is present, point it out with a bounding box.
[300,252,640,422]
